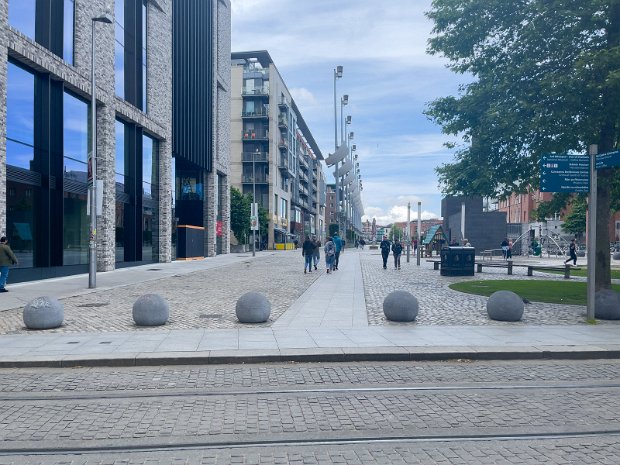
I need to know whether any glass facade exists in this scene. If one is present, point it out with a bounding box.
[6,63,37,268]
[142,134,158,261]
[142,1,148,111]
[63,0,75,64]
[8,0,36,40]
[8,0,74,64]
[115,0,126,98]
[62,91,89,265]
[115,121,127,263]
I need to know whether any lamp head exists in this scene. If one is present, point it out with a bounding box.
[336,65,343,78]
[346,115,351,124]
[92,13,113,24]
[349,132,354,139]
[342,94,349,105]
[352,145,356,151]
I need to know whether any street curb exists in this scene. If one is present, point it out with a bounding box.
[2,347,620,368]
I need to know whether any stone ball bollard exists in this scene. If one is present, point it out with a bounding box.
[132,294,169,326]
[595,289,620,320]
[613,252,620,261]
[236,291,271,323]
[23,296,64,330]
[486,290,524,322]
[383,290,419,322]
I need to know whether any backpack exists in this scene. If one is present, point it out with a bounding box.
[324,241,335,256]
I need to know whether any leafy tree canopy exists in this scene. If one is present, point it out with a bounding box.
[426,0,620,287]
[230,187,251,244]
[562,196,587,236]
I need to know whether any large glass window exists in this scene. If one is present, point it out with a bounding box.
[6,62,37,268]
[63,0,75,64]
[62,91,89,265]
[142,134,158,261]
[115,120,126,262]
[9,0,74,64]
[142,1,148,111]
[8,0,36,40]
[115,0,126,98]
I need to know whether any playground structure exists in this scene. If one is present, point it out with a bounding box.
[510,231,574,258]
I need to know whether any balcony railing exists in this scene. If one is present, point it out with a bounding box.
[278,156,289,171]
[242,131,269,140]
[242,151,269,162]
[278,139,289,151]
[242,87,269,96]
[242,175,269,184]
[242,108,269,118]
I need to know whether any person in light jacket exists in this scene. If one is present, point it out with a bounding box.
[0,237,18,292]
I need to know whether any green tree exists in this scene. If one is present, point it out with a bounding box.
[258,207,269,244]
[389,225,403,241]
[534,193,572,222]
[562,197,587,238]
[426,0,620,290]
[230,187,251,245]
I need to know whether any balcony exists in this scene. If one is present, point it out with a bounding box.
[278,156,289,173]
[242,174,269,184]
[278,139,289,151]
[278,97,289,110]
[242,108,269,118]
[242,87,269,97]
[242,151,269,163]
[278,115,288,130]
[242,130,269,141]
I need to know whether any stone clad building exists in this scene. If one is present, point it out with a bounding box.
[0,0,230,282]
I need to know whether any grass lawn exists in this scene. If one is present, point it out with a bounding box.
[449,280,620,305]
[545,268,620,279]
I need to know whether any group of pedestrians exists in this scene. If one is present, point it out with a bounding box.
[301,232,343,274]
[379,235,403,270]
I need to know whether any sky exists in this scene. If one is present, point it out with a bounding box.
[231,0,468,224]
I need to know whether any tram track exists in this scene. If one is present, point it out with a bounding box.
[1,429,620,457]
[2,381,620,402]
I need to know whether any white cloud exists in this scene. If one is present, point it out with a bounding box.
[289,87,318,108]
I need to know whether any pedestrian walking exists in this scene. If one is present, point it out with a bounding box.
[312,237,321,270]
[380,235,391,269]
[0,236,18,292]
[501,238,509,259]
[564,238,578,265]
[332,232,343,270]
[392,238,403,270]
[301,236,315,273]
[324,237,336,273]
[507,239,513,259]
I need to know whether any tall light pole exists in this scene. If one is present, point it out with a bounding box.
[89,13,112,289]
[252,148,258,257]
[333,66,343,235]
[417,201,422,266]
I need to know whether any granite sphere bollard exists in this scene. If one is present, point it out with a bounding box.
[236,291,271,323]
[132,294,169,326]
[486,290,524,322]
[595,289,620,320]
[383,290,419,322]
[23,296,64,330]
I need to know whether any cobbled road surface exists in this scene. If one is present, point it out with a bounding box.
[1,360,620,464]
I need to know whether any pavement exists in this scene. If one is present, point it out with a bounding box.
[0,248,619,368]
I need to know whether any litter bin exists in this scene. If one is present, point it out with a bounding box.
[440,246,475,276]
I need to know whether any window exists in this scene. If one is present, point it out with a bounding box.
[8,0,36,40]
[8,0,74,64]
[115,120,126,262]
[6,62,37,268]
[115,0,148,111]
[142,134,158,261]
[281,199,287,219]
[274,194,278,216]
[63,91,89,265]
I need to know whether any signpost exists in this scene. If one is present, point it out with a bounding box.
[540,153,590,193]
[595,150,620,169]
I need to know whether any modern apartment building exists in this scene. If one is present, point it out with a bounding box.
[230,51,326,249]
[1,0,230,282]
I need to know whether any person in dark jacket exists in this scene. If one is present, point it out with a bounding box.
[312,237,321,270]
[564,238,578,265]
[0,237,18,292]
[380,236,391,269]
[301,236,315,273]
[392,239,403,270]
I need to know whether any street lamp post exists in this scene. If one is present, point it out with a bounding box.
[333,66,343,235]
[252,149,257,257]
[89,13,112,289]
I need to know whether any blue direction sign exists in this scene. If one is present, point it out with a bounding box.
[540,153,590,193]
[596,150,620,169]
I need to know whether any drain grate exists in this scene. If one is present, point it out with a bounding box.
[99,341,112,345]
[148,268,163,271]
[77,302,109,308]
[200,313,223,319]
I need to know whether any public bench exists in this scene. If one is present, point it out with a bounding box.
[427,259,441,270]
[480,249,505,260]
[475,261,578,279]
[526,264,580,279]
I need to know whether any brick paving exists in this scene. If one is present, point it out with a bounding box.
[0,250,616,335]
